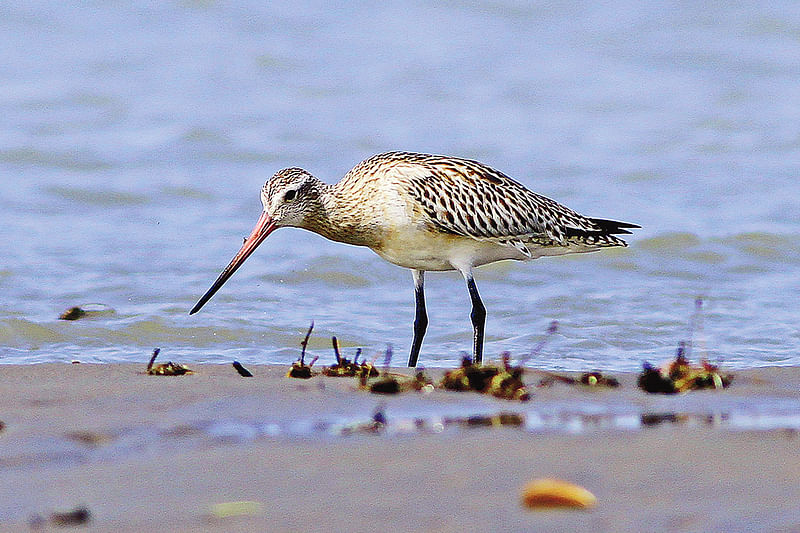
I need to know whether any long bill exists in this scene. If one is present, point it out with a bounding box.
[189,210,276,315]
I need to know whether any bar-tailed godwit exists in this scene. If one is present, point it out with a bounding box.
[190,151,638,366]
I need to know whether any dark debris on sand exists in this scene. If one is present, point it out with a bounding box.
[322,336,378,379]
[362,346,434,395]
[638,342,732,394]
[146,348,192,376]
[441,353,530,402]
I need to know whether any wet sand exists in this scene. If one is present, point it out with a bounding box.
[1,363,799,532]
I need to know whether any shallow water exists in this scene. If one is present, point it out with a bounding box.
[2,2,799,369]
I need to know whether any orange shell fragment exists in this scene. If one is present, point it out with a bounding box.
[521,478,597,509]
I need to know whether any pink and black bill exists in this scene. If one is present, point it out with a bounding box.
[189,210,276,315]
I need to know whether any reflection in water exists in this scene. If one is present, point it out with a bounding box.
[4,408,799,474]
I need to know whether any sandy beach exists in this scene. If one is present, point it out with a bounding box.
[1,363,799,532]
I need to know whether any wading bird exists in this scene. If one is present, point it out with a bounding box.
[190,152,638,366]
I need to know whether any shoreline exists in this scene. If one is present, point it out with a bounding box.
[1,364,799,531]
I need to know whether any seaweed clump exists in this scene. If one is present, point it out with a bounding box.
[363,346,433,395]
[486,353,530,401]
[58,303,111,320]
[441,355,501,392]
[638,342,732,394]
[536,370,619,389]
[439,321,562,401]
[639,300,732,394]
[440,353,530,402]
[322,336,378,379]
[59,306,86,321]
[369,369,433,395]
[146,348,192,376]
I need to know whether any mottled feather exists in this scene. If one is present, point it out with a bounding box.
[338,151,636,255]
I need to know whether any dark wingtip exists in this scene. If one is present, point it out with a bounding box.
[587,218,641,235]
[564,218,640,240]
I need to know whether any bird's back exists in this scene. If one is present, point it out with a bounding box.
[335,151,636,258]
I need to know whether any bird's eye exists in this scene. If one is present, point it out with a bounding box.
[283,189,297,201]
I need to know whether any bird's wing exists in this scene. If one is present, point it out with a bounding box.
[390,153,604,248]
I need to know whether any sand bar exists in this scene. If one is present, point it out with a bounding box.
[1,363,799,532]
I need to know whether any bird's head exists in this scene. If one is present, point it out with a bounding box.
[189,167,323,315]
[261,168,323,229]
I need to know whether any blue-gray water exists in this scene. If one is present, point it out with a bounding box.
[2,2,799,369]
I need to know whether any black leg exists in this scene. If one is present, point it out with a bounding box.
[465,274,486,365]
[408,270,428,367]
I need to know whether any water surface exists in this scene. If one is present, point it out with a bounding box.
[2,2,799,369]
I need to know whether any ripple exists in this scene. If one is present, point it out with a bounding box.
[0,149,111,171]
[44,185,150,206]
[0,319,69,348]
[159,185,214,201]
[718,232,800,262]
[684,250,726,264]
[180,127,231,144]
[266,256,378,288]
[635,232,701,252]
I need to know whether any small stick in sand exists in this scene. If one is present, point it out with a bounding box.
[688,297,709,362]
[519,320,558,367]
[511,322,565,387]
[382,344,393,370]
[147,348,160,373]
[287,322,318,379]
[331,336,342,365]
[300,321,314,366]
[372,403,387,426]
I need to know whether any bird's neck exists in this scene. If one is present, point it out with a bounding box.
[301,182,381,248]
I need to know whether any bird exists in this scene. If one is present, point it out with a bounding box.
[189,151,638,367]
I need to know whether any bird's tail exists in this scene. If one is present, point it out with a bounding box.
[587,218,640,235]
[565,218,640,246]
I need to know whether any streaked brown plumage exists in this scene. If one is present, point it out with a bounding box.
[190,151,639,366]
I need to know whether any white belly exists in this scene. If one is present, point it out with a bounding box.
[370,225,602,272]
[371,227,529,271]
